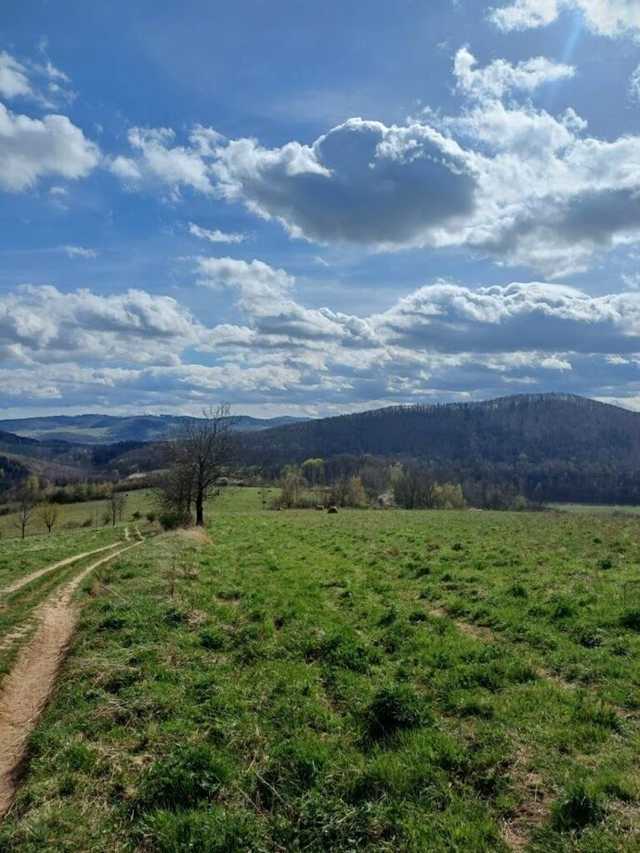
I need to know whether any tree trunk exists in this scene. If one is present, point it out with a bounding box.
[195,490,204,527]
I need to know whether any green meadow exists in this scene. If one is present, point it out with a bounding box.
[0,488,154,540]
[1,490,639,851]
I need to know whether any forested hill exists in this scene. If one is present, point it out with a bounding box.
[242,394,640,503]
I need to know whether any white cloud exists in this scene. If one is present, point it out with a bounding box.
[0,285,204,365]
[4,270,640,413]
[490,0,640,39]
[62,245,98,259]
[454,47,574,100]
[106,49,640,276]
[0,102,100,192]
[188,222,246,244]
[211,117,477,248]
[196,256,295,303]
[0,48,74,107]
[375,280,640,354]
[630,64,640,100]
[109,126,218,198]
[0,51,32,99]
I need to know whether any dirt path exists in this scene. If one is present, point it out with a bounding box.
[0,541,123,598]
[0,540,142,819]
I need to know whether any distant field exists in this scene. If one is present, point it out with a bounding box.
[1,489,639,850]
[550,503,640,515]
[0,489,155,540]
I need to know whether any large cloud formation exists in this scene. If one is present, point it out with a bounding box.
[6,262,640,414]
[109,48,640,276]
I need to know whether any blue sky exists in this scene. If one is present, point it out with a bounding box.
[2,0,640,417]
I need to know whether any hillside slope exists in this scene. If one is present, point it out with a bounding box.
[242,394,640,503]
[242,394,639,464]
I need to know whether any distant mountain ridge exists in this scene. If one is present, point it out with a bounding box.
[0,413,309,445]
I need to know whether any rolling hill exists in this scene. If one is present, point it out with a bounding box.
[0,413,309,445]
[241,394,640,503]
[241,394,639,463]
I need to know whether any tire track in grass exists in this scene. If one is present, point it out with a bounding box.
[0,540,125,597]
[0,540,143,819]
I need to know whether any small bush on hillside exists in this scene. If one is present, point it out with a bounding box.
[159,510,191,530]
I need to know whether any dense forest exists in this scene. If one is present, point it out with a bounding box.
[241,394,640,504]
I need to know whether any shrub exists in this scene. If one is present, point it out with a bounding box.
[159,510,191,530]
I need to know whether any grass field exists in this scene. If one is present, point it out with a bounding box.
[1,490,640,850]
[0,488,154,540]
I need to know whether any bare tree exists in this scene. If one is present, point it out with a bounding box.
[108,489,127,527]
[14,486,36,539]
[39,503,59,535]
[160,404,236,527]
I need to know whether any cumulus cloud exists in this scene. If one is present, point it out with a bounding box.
[188,222,246,244]
[108,126,220,198]
[211,118,477,248]
[106,45,640,276]
[376,280,640,354]
[0,285,204,365]
[4,268,640,413]
[490,0,640,38]
[0,102,99,192]
[453,47,575,100]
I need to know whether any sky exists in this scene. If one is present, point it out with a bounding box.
[2,0,640,418]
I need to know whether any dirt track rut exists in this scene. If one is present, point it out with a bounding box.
[0,541,124,597]
[0,540,142,819]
